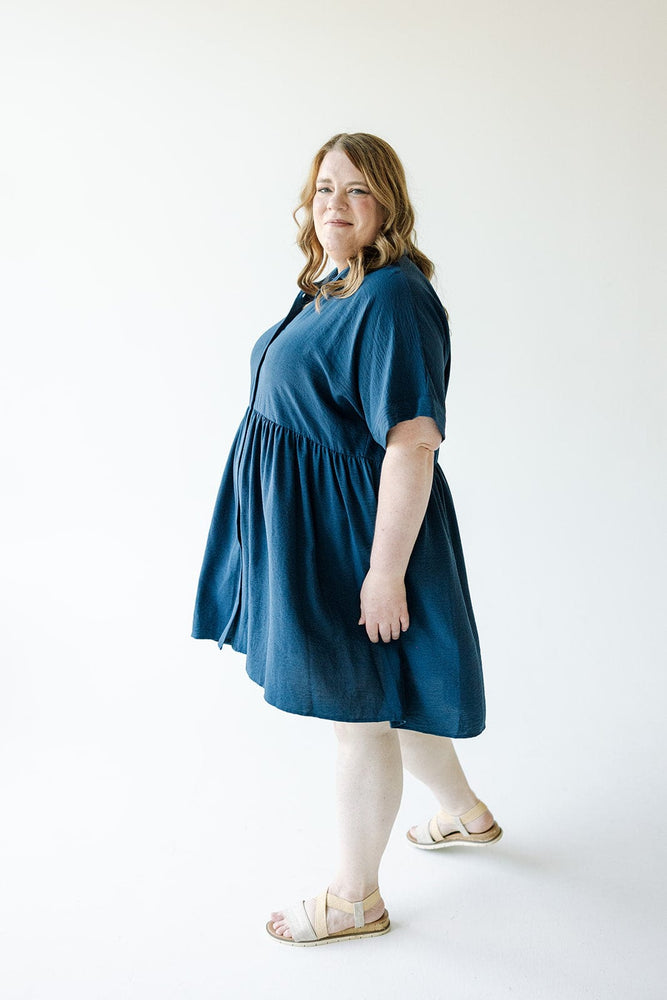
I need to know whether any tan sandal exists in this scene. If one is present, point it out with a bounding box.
[266,887,390,946]
[407,800,503,850]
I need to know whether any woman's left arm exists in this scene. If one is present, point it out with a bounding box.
[359,415,443,643]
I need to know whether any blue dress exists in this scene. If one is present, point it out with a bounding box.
[192,255,485,738]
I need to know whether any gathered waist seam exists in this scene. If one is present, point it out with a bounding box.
[249,407,383,465]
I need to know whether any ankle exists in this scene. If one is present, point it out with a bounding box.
[438,792,479,817]
[437,801,495,835]
[329,877,381,902]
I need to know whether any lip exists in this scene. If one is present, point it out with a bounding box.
[326,219,353,226]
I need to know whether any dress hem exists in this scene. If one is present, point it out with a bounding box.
[192,627,485,739]
[252,675,486,738]
[242,643,484,739]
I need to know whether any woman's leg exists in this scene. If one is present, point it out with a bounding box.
[397,729,495,836]
[331,721,403,895]
[269,721,402,939]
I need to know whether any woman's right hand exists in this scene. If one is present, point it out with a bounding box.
[358,568,410,643]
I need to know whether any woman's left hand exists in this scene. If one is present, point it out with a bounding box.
[358,568,410,643]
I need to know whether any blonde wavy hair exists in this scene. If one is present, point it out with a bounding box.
[294,133,435,305]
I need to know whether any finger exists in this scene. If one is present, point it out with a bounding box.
[391,622,401,640]
[358,614,365,625]
[366,622,379,643]
[379,621,393,643]
[400,611,410,632]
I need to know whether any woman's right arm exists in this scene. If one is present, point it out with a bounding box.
[358,415,442,643]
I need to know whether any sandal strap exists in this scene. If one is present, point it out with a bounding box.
[281,900,317,942]
[314,887,382,937]
[459,800,489,827]
[438,800,489,836]
[314,891,328,938]
[428,815,445,842]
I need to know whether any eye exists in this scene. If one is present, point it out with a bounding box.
[316,186,332,194]
[349,188,369,195]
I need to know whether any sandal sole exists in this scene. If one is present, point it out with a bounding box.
[407,825,503,850]
[266,913,391,946]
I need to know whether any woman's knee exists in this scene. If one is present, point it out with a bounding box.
[333,720,393,743]
[397,728,453,751]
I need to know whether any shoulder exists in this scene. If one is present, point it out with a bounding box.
[357,256,418,297]
[357,256,448,334]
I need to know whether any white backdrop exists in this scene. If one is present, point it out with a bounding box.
[1,1,666,998]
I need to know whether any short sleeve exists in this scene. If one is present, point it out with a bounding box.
[356,273,450,450]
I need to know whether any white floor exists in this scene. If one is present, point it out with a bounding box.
[1,627,665,1000]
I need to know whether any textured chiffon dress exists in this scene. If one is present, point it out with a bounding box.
[192,254,486,738]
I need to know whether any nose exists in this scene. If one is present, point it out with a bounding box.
[327,187,348,211]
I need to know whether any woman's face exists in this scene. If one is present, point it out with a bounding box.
[312,148,385,270]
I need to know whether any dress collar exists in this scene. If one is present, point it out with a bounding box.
[324,264,349,282]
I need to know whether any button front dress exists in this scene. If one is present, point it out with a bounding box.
[192,255,486,738]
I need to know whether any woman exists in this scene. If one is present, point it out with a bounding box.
[192,133,501,946]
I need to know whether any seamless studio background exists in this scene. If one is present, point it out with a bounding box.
[1,1,665,998]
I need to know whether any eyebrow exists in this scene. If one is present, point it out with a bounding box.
[316,177,369,186]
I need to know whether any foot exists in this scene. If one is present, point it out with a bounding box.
[409,803,496,841]
[269,882,387,940]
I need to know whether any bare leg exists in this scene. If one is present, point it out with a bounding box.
[397,729,495,836]
[269,721,402,939]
